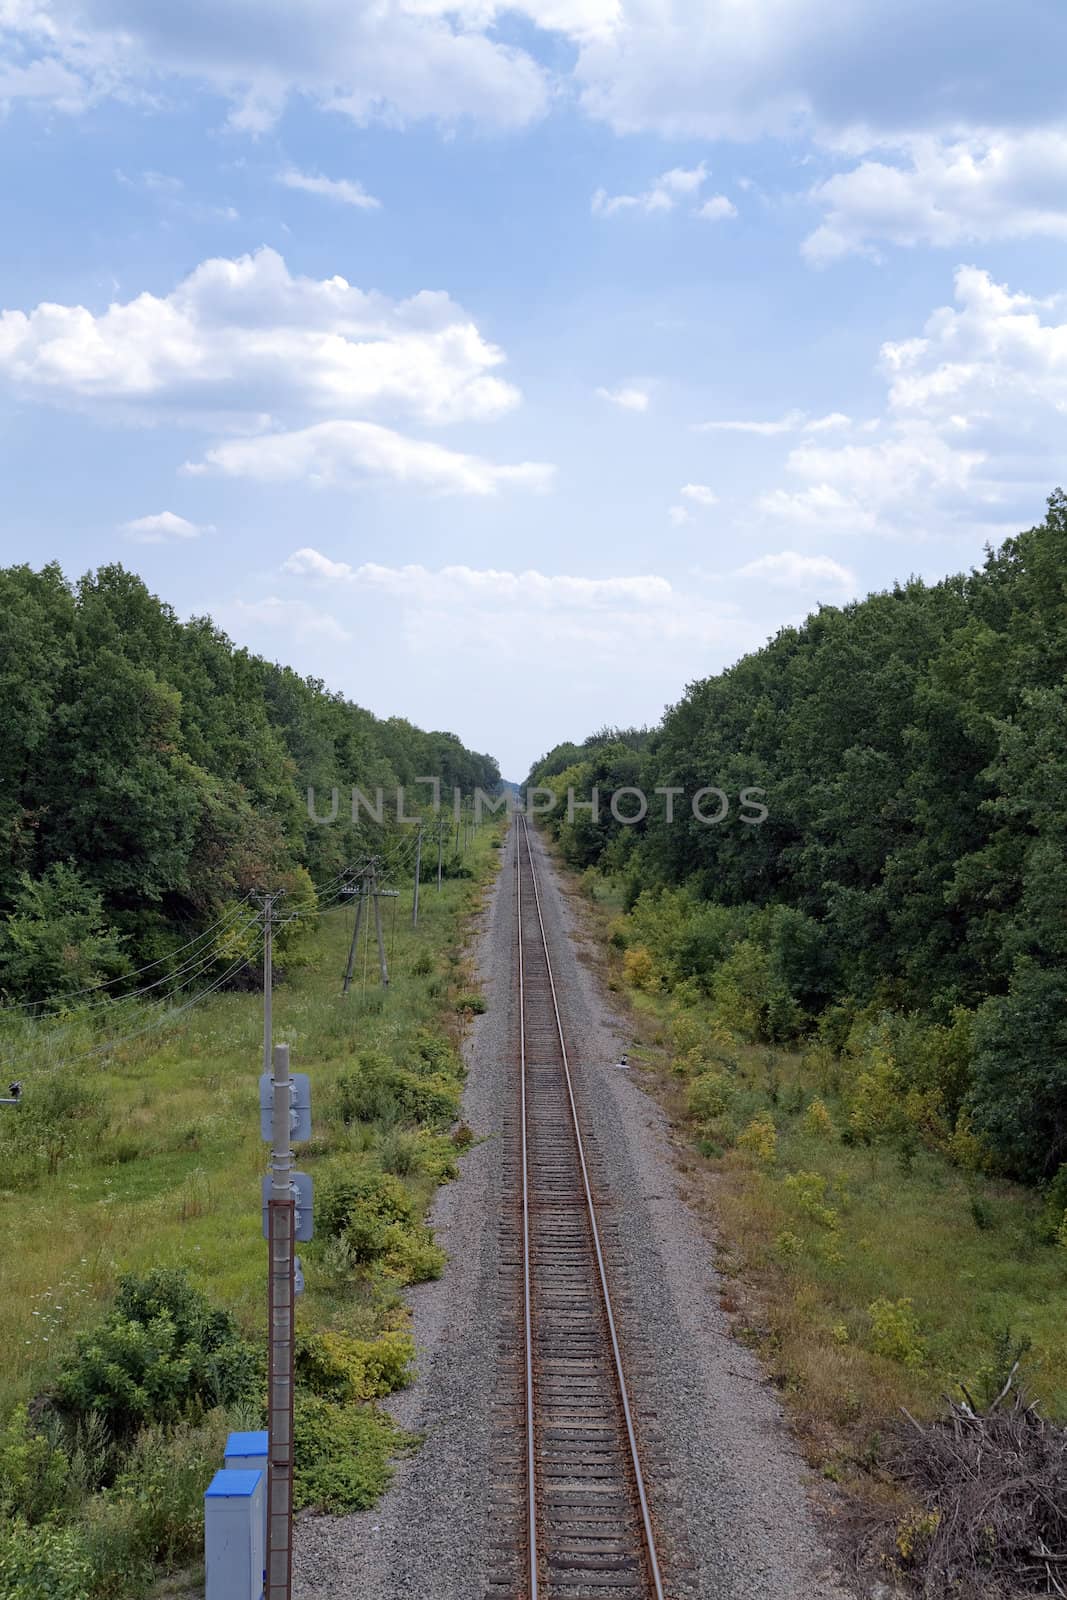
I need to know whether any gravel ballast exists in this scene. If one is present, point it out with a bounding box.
[293,824,853,1599]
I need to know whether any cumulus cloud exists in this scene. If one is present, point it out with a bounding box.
[695,195,737,221]
[186,420,554,496]
[276,167,380,209]
[0,0,556,130]
[0,247,519,426]
[280,547,762,660]
[596,384,649,411]
[592,161,737,220]
[755,266,1067,536]
[571,1,1067,143]
[5,0,1066,157]
[757,484,877,532]
[736,551,856,590]
[668,505,689,526]
[680,482,718,505]
[804,129,1067,264]
[121,510,212,542]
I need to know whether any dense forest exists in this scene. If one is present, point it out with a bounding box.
[0,562,499,1003]
[528,492,1067,1184]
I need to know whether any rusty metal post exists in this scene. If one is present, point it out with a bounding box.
[267,1042,295,1600]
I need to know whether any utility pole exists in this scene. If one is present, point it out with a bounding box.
[264,892,273,1073]
[412,828,423,929]
[341,874,367,996]
[436,820,444,892]
[371,869,390,988]
[266,1041,295,1600]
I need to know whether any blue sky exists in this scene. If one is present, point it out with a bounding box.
[2,2,1066,778]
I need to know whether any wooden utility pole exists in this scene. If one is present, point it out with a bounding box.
[412,828,423,928]
[342,876,366,995]
[371,869,390,988]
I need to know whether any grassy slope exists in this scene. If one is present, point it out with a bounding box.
[565,866,1067,1496]
[0,823,503,1430]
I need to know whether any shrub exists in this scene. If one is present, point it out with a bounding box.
[105,1412,230,1569]
[0,1518,96,1600]
[379,1221,445,1284]
[0,1405,71,1524]
[334,1056,458,1129]
[295,1329,415,1402]
[868,1297,926,1369]
[0,862,128,1005]
[317,1162,415,1242]
[709,940,772,1040]
[783,1171,839,1229]
[293,1396,409,1514]
[622,946,657,991]
[453,992,486,1015]
[56,1269,259,1440]
[686,1072,733,1122]
[736,1113,778,1163]
[802,1097,835,1138]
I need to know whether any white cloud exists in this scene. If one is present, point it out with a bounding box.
[736,551,856,590]
[5,0,1065,155]
[592,161,708,217]
[0,247,519,426]
[694,409,805,435]
[754,266,1067,537]
[757,484,876,532]
[804,130,1067,264]
[680,482,718,505]
[277,167,380,210]
[284,550,675,608]
[695,194,737,221]
[281,548,762,661]
[0,0,556,131]
[121,510,212,542]
[668,505,689,526]
[187,420,554,496]
[694,409,850,435]
[803,411,851,432]
[658,162,708,194]
[596,384,649,412]
[569,2,1067,144]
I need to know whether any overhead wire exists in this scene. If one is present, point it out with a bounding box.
[0,890,258,1014]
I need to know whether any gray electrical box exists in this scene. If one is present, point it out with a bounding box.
[261,1172,314,1241]
[259,1073,312,1143]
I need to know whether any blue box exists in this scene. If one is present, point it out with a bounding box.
[205,1468,265,1600]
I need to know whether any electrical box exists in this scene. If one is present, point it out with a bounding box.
[259,1073,312,1143]
[205,1468,265,1600]
[261,1171,314,1241]
[225,1432,268,1560]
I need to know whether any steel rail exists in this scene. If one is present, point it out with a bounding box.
[516,820,540,1600]
[516,813,666,1600]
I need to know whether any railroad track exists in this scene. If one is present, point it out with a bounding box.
[489,816,667,1600]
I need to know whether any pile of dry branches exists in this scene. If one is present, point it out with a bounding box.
[867,1369,1067,1597]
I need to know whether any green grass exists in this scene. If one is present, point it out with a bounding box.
[568,863,1067,1482]
[0,821,503,1569]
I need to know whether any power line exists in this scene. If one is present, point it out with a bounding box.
[0,891,257,1016]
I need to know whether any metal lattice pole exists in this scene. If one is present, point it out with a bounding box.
[267,1041,295,1600]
